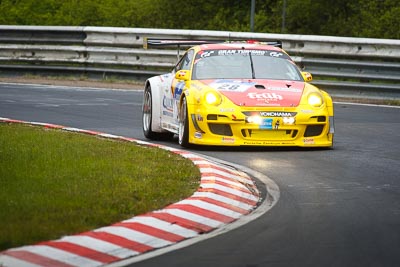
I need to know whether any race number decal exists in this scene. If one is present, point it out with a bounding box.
[210,80,254,92]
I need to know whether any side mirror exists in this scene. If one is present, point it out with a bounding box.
[175,70,191,81]
[301,72,313,82]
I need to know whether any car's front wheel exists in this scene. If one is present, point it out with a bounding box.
[142,85,173,140]
[178,97,190,147]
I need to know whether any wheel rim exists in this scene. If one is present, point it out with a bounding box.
[143,90,151,133]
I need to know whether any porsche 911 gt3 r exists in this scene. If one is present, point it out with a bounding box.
[142,40,334,148]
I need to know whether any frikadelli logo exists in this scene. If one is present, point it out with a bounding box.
[247,92,283,100]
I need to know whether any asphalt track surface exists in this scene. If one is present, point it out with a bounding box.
[1,83,399,267]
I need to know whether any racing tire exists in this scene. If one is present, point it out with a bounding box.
[142,85,174,141]
[178,97,190,147]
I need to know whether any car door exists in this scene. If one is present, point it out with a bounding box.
[167,49,194,127]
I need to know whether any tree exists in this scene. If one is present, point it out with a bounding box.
[0,0,398,39]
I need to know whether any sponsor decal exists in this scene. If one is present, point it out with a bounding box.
[162,94,178,119]
[243,141,296,145]
[244,141,263,145]
[162,110,173,117]
[195,49,291,60]
[269,52,284,57]
[247,92,283,100]
[220,108,235,112]
[218,49,268,56]
[195,132,203,139]
[259,111,297,117]
[174,82,185,99]
[256,103,281,106]
[301,109,315,114]
[196,114,204,121]
[274,120,280,129]
[198,50,215,58]
[260,118,273,129]
[159,74,170,82]
[191,82,205,91]
[267,86,302,93]
[162,96,174,112]
[303,138,315,144]
[222,137,235,143]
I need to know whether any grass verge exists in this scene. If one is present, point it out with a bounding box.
[0,123,200,250]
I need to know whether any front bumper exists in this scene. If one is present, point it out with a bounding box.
[187,105,334,147]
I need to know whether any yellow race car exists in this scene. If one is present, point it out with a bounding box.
[142,39,334,148]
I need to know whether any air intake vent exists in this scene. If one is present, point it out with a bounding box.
[304,125,324,137]
[207,114,218,120]
[208,123,233,136]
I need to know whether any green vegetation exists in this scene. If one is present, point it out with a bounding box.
[0,123,200,250]
[0,0,398,39]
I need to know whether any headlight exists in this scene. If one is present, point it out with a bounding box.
[205,91,222,106]
[308,92,323,107]
[283,117,295,125]
[246,116,262,124]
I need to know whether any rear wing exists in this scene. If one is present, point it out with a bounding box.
[143,38,282,49]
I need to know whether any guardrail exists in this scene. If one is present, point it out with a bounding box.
[1,25,400,99]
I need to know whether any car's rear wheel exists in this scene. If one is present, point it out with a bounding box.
[142,85,174,140]
[178,97,190,147]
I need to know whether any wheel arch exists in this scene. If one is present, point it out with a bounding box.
[321,89,334,116]
[178,89,195,114]
[145,77,163,133]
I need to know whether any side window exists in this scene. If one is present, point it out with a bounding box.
[175,49,194,72]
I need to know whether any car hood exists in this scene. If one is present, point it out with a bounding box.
[200,79,305,107]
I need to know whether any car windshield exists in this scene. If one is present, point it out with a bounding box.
[192,50,303,81]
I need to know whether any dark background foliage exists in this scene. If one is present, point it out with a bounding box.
[0,0,398,39]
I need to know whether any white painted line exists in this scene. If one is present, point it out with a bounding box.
[12,245,102,267]
[334,101,400,109]
[156,209,223,228]
[97,133,122,139]
[192,191,253,210]
[0,255,42,267]
[58,235,137,259]
[122,217,198,238]
[94,226,172,248]
[200,167,253,183]
[201,176,251,190]
[200,183,258,201]
[176,199,242,219]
